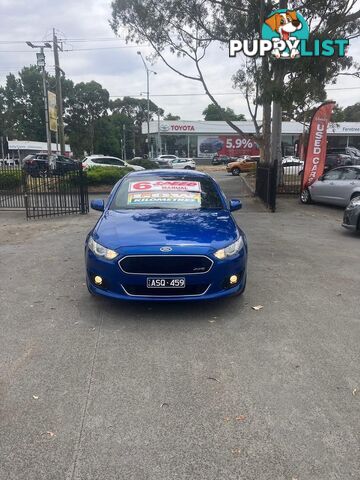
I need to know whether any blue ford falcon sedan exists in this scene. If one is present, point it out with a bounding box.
[85,170,247,301]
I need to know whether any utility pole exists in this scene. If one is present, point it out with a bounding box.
[157,110,162,156]
[26,42,52,161]
[123,124,126,160]
[53,29,65,155]
[137,51,157,158]
[271,0,287,184]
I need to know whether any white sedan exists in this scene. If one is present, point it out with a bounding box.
[170,157,196,170]
[82,155,144,171]
[282,157,304,175]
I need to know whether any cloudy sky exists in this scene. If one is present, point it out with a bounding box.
[0,0,359,121]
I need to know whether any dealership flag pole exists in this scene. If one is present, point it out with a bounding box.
[302,101,336,190]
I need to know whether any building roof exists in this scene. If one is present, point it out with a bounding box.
[143,120,360,136]
[8,140,71,152]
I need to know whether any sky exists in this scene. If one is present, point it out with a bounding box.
[0,0,359,121]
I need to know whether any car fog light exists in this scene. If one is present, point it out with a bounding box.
[94,275,103,285]
[229,275,238,285]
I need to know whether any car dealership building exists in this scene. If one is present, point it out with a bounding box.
[142,120,360,159]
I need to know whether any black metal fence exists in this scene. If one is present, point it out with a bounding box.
[0,165,26,209]
[255,161,278,212]
[0,165,89,218]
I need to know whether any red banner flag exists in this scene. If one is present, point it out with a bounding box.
[302,101,335,189]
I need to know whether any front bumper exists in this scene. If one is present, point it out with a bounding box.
[86,249,247,302]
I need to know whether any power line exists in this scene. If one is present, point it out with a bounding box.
[109,86,360,98]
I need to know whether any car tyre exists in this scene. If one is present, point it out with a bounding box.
[350,192,360,201]
[232,168,241,176]
[184,166,192,170]
[300,188,312,204]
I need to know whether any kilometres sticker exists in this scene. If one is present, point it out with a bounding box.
[127,191,201,206]
[129,180,201,193]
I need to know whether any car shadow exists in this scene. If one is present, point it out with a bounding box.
[80,293,246,329]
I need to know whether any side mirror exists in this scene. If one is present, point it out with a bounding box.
[91,199,104,212]
[229,199,242,212]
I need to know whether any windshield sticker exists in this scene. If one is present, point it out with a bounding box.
[127,191,201,206]
[129,180,201,192]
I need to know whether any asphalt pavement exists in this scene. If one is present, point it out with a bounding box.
[0,171,359,480]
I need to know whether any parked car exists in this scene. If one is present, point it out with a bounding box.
[82,155,144,171]
[212,155,232,166]
[156,155,178,162]
[23,153,78,177]
[282,157,304,176]
[325,153,353,171]
[327,146,360,159]
[86,169,247,301]
[152,157,174,169]
[226,156,260,176]
[171,158,196,170]
[199,137,224,154]
[301,166,360,207]
[0,158,18,167]
[342,196,360,231]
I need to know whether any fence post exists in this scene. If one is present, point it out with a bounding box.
[79,166,87,214]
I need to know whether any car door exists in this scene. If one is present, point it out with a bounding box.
[310,168,344,205]
[335,167,360,206]
[107,158,125,168]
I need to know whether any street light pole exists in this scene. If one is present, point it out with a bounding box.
[26,41,52,161]
[137,51,157,158]
[53,29,66,155]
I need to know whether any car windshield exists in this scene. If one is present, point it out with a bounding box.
[110,174,224,211]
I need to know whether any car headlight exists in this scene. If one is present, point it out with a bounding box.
[214,237,244,260]
[347,197,360,209]
[88,236,118,260]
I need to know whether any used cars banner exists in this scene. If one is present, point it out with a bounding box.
[302,101,335,189]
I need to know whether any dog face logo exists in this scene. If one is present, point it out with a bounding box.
[262,9,309,59]
[265,11,302,41]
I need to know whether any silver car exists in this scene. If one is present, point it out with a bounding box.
[301,166,360,207]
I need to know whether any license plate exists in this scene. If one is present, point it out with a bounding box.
[146,277,186,288]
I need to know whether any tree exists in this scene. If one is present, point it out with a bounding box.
[342,103,360,122]
[164,113,181,120]
[110,96,163,155]
[202,104,245,121]
[66,81,109,155]
[111,0,360,164]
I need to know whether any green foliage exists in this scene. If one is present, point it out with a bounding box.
[0,66,179,160]
[164,113,181,120]
[110,0,360,128]
[0,170,22,190]
[66,81,110,156]
[127,158,159,169]
[342,103,360,122]
[86,166,133,186]
[202,104,246,121]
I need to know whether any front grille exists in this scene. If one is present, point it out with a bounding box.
[119,255,213,275]
[122,284,210,297]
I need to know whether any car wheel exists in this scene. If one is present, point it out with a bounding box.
[232,168,240,176]
[184,166,192,170]
[350,192,360,201]
[300,188,312,204]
